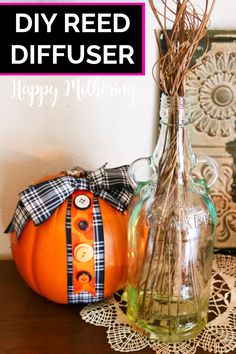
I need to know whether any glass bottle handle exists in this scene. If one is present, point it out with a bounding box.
[128,157,156,189]
[196,155,219,189]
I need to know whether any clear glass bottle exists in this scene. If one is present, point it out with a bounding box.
[127,94,218,343]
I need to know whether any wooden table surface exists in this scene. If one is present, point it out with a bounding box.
[0,261,234,354]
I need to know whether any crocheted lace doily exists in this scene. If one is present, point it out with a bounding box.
[80,255,236,354]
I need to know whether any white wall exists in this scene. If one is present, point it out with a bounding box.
[1,0,235,258]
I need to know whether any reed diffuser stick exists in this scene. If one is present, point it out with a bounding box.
[149,0,215,98]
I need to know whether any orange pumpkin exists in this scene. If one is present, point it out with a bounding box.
[11,173,128,304]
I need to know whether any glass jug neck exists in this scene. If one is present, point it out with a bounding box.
[160,94,191,125]
[153,94,194,183]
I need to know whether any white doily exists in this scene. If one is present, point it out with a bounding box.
[80,255,236,354]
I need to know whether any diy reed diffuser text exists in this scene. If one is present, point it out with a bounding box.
[0,3,144,74]
[12,13,134,65]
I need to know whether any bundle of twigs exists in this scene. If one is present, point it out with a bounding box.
[150,0,215,97]
[138,0,216,318]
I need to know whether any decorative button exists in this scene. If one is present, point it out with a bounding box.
[74,244,94,262]
[78,220,89,231]
[77,271,92,284]
[74,195,91,210]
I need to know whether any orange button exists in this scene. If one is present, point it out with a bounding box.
[74,244,94,262]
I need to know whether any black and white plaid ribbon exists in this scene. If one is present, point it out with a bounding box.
[5,165,133,238]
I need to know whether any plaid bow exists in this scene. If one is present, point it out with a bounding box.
[5,165,133,239]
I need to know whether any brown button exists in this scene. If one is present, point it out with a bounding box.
[77,271,92,284]
[78,220,89,231]
[74,244,94,262]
